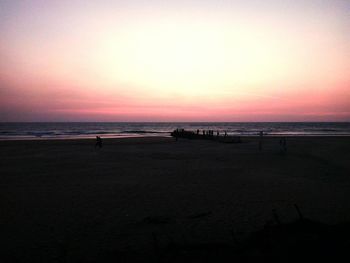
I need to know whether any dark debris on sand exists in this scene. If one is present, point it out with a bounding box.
[153,218,350,263]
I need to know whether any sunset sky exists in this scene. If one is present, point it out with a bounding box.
[1,0,349,122]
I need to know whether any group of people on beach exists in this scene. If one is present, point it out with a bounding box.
[196,129,227,137]
[95,131,287,153]
[172,128,232,142]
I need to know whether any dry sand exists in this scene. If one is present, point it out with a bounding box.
[1,136,350,262]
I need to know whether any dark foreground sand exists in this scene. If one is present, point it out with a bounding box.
[1,136,350,262]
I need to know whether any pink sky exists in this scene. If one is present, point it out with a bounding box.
[1,0,349,121]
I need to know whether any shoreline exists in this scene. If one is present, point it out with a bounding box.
[1,133,350,142]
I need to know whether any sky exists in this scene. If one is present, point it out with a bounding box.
[0,0,349,122]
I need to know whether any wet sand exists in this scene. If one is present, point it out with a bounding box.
[1,136,350,262]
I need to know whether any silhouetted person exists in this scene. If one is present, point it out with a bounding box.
[224,131,227,137]
[217,131,219,136]
[259,131,263,151]
[174,129,179,141]
[280,137,287,153]
[279,138,283,153]
[95,136,103,148]
[197,129,199,135]
[283,137,287,152]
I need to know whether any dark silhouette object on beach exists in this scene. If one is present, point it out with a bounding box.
[244,217,350,263]
[224,131,227,137]
[171,129,241,143]
[151,204,350,263]
[259,131,263,151]
[280,137,287,154]
[95,136,102,148]
[174,129,179,141]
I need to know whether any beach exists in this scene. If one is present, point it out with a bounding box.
[1,136,350,262]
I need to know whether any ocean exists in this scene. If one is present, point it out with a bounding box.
[0,122,349,140]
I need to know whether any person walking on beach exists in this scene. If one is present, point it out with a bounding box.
[283,137,287,153]
[95,136,103,149]
[280,137,287,154]
[259,131,263,151]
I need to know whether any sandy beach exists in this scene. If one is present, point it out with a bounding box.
[1,136,350,262]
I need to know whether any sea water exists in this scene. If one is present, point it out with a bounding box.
[0,122,350,140]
